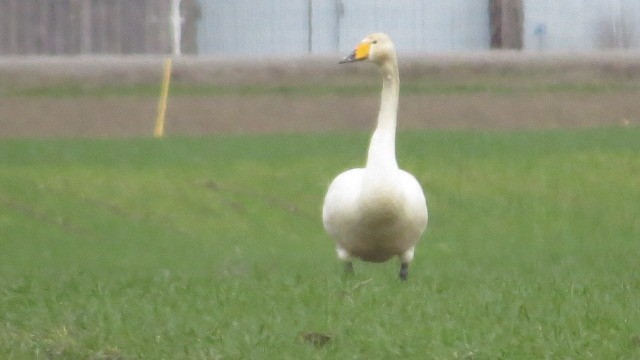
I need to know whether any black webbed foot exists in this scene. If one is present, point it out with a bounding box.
[399,263,409,281]
[344,261,354,276]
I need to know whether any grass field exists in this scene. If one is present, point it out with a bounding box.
[1,127,639,359]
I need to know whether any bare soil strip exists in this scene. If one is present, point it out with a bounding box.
[1,53,639,138]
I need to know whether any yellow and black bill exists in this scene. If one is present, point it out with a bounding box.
[339,42,371,64]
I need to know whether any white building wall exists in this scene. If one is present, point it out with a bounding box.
[196,0,640,55]
[523,0,640,51]
[197,0,491,55]
[337,0,489,53]
[198,0,310,55]
[609,0,640,48]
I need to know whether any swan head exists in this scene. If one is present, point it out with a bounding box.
[339,33,396,65]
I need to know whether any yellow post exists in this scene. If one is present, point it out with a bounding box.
[154,58,173,138]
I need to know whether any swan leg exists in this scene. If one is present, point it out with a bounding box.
[344,261,354,275]
[399,247,415,281]
[399,263,409,281]
[336,247,354,276]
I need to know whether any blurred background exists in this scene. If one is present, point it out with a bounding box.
[1,0,640,56]
[1,0,640,137]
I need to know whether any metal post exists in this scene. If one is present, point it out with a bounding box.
[171,0,182,56]
[614,0,623,48]
[307,0,313,53]
[81,0,92,54]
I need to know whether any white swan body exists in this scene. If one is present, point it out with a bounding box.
[322,33,428,280]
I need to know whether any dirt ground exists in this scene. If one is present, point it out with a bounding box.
[1,53,640,138]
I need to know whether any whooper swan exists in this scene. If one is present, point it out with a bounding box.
[322,33,428,281]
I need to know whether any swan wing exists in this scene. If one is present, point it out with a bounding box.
[322,168,364,240]
[398,169,429,233]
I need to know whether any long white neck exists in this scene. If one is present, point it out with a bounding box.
[366,59,399,170]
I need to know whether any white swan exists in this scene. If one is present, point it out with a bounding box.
[322,33,428,281]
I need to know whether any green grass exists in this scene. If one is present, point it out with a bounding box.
[1,127,639,359]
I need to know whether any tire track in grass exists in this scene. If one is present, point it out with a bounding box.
[196,179,316,222]
[0,191,90,237]
[0,179,197,244]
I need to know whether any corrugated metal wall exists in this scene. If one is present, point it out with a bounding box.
[523,0,640,50]
[198,0,309,55]
[337,0,490,53]
[197,0,491,55]
[2,0,638,56]
[0,0,174,55]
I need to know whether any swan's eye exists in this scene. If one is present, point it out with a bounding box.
[372,40,378,44]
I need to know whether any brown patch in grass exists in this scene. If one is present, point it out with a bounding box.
[300,331,332,348]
